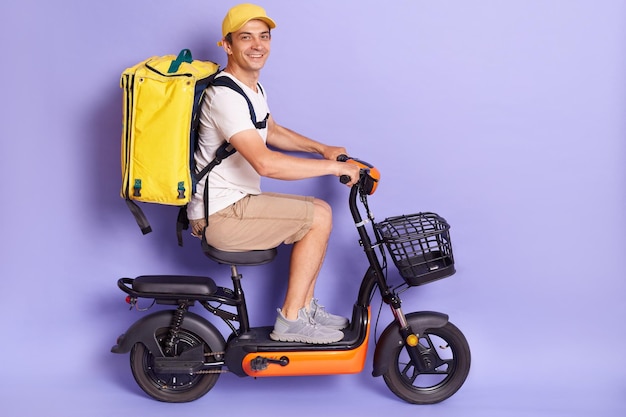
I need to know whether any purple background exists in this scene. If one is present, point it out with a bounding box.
[1,1,625,415]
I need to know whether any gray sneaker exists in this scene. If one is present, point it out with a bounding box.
[309,298,349,330]
[270,308,343,344]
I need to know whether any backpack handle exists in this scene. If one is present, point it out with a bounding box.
[168,49,193,73]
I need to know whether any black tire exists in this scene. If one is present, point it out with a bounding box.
[130,327,223,402]
[382,322,470,404]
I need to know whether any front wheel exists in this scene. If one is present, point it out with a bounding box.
[130,327,223,402]
[383,322,470,404]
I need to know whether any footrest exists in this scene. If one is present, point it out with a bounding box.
[132,275,218,296]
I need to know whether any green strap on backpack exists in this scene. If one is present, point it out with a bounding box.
[167,48,193,73]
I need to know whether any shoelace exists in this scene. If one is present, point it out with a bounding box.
[304,310,320,327]
[312,299,330,319]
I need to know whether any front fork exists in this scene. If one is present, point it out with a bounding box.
[386,294,431,373]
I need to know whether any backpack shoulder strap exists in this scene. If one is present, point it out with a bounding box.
[212,76,269,129]
[192,141,236,183]
[177,141,236,246]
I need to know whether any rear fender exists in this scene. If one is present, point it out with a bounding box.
[372,311,448,377]
[111,310,226,356]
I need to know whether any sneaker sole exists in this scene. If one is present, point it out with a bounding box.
[269,332,343,344]
[319,322,349,330]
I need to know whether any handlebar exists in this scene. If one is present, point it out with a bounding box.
[337,154,380,195]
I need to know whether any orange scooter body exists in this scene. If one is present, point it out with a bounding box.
[241,308,371,377]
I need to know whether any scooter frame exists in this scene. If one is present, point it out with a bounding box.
[111,158,471,403]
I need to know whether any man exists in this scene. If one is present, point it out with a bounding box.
[187,3,360,344]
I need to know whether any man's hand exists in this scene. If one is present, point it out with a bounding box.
[338,161,361,187]
[190,218,207,238]
[322,145,348,161]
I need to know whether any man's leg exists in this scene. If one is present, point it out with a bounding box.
[204,193,345,336]
[280,198,332,320]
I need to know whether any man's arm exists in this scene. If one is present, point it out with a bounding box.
[228,119,360,184]
[266,116,346,161]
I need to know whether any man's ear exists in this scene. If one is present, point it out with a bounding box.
[221,39,232,55]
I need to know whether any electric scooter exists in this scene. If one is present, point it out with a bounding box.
[111,156,471,404]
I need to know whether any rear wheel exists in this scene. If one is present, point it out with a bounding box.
[130,327,223,402]
[383,322,470,404]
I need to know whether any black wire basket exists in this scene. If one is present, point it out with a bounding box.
[375,212,455,286]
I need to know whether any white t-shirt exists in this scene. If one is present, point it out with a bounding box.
[186,73,270,221]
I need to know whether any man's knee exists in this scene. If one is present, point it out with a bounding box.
[312,199,332,231]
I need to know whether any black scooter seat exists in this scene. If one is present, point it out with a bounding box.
[132,275,218,296]
[202,240,277,266]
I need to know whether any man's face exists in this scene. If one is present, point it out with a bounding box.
[224,19,271,72]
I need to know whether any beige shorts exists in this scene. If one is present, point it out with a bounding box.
[204,192,315,251]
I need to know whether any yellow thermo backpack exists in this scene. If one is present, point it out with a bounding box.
[120,49,267,244]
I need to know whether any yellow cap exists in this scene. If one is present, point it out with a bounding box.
[221,3,276,38]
